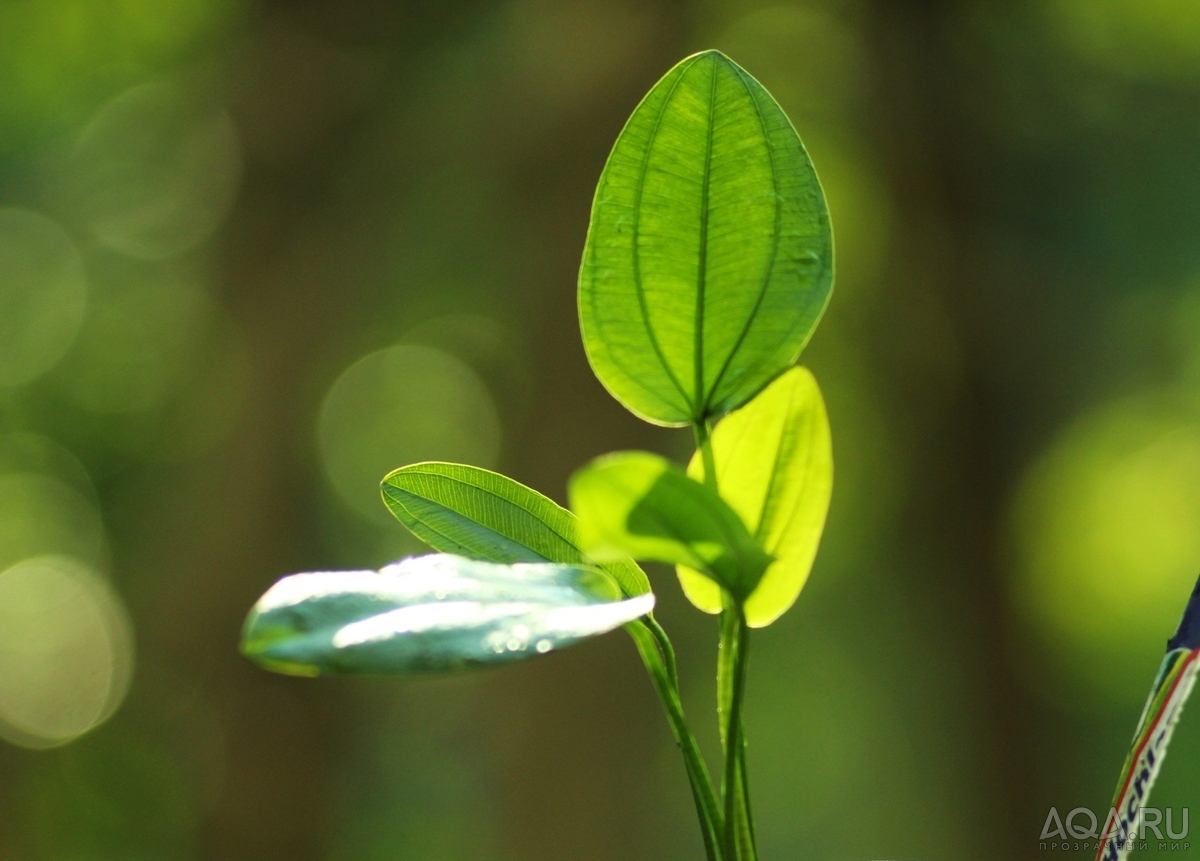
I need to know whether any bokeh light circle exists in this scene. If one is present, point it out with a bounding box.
[1011,401,1200,698]
[0,209,87,387]
[0,556,135,749]
[71,82,242,260]
[0,432,96,497]
[0,473,106,573]
[318,344,502,522]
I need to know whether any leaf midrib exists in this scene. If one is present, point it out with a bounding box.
[692,56,719,418]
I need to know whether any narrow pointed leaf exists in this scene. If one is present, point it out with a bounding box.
[569,451,772,600]
[241,553,654,677]
[679,367,832,626]
[380,461,650,598]
[579,49,833,427]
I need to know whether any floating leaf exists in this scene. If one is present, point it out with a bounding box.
[381,462,649,597]
[241,553,655,677]
[569,451,772,600]
[579,49,833,427]
[679,367,832,626]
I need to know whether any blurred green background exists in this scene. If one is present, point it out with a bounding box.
[2,0,1200,858]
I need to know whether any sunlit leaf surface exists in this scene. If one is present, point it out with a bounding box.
[569,451,772,600]
[381,461,650,597]
[678,367,832,626]
[579,49,832,426]
[241,553,655,677]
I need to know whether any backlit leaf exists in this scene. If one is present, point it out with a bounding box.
[380,461,650,598]
[241,553,654,677]
[579,49,833,427]
[569,451,772,600]
[678,367,832,626]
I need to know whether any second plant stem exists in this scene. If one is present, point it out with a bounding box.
[696,420,758,861]
[719,602,756,860]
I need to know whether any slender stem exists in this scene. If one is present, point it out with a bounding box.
[736,740,757,851]
[628,619,724,861]
[644,613,680,690]
[717,607,735,749]
[718,602,756,860]
[693,420,719,492]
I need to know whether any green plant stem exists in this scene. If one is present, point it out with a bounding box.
[735,734,757,851]
[696,418,757,858]
[644,613,680,690]
[694,420,719,491]
[629,619,724,861]
[718,601,757,860]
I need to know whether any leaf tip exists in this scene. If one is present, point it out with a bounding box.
[240,615,322,678]
[686,47,732,64]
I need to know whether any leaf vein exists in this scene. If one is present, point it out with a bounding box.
[386,470,579,557]
[706,64,783,410]
[618,56,699,414]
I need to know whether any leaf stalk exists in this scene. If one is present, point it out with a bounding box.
[629,619,725,861]
[694,420,719,493]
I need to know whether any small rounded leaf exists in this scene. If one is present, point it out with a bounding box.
[569,451,772,601]
[579,50,833,426]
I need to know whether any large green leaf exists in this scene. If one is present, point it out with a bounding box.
[380,462,649,598]
[241,553,654,677]
[569,451,772,600]
[679,367,832,626]
[579,49,833,427]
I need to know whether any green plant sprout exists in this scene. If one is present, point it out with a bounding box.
[241,49,833,861]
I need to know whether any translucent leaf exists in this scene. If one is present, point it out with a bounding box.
[579,50,833,427]
[569,451,772,600]
[678,367,832,626]
[380,461,650,597]
[241,553,655,677]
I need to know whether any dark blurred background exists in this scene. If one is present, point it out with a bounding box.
[2,1,1200,858]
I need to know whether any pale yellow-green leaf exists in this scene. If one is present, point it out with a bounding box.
[678,366,832,626]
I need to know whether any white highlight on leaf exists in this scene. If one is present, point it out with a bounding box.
[245,554,656,674]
